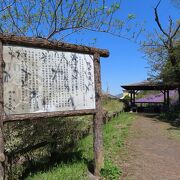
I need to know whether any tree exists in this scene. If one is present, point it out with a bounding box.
[0,0,139,41]
[160,41,180,84]
[141,0,180,84]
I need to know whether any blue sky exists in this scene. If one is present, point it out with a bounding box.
[70,0,179,95]
[44,0,178,95]
[1,1,179,95]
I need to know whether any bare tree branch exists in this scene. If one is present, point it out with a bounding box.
[0,0,141,42]
[0,0,16,13]
[168,16,173,36]
[154,0,169,37]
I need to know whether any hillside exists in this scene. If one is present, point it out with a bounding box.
[4,95,124,179]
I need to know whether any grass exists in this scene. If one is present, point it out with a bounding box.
[102,96,124,113]
[26,162,87,180]
[101,113,135,179]
[167,127,180,139]
[26,113,135,180]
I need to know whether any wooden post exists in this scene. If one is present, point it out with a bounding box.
[0,126,5,180]
[167,90,170,108]
[133,90,135,105]
[93,53,104,176]
[130,90,133,106]
[0,41,5,180]
[163,90,166,105]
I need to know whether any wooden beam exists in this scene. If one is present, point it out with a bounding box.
[0,34,109,57]
[3,109,96,122]
[93,53,104,176]
[135,102,164,104]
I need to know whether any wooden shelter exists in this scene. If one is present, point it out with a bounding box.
[121,81,180,108]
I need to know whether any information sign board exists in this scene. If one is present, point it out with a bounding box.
[3,45,95,115]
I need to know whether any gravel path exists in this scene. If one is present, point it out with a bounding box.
[122,114,180,180]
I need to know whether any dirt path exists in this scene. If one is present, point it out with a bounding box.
[121,114,180,180]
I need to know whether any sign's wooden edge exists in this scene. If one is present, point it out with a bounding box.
[2,109,96,122]
[0,35,106,176]
[0,34,109,57]
[0,38,101,122]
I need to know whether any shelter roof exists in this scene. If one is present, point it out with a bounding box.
[121,81,180,91]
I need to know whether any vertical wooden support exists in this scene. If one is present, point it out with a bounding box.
[0,127,5,180]
[133,90,135,105]
[163,90,166,105]
[93,53,104,176]
[167,90,170,108]
[130,90,133,106]
[0,41,5,180]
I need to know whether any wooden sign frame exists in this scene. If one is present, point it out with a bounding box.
[0,34,109,179]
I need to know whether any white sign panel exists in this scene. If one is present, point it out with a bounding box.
[3,45,95,115]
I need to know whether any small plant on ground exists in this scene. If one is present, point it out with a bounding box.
[101,160,122,180]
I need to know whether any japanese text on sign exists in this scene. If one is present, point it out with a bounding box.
[3,45,95,115]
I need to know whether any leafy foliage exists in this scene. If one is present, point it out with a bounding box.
[140,1,180,84]
[160,42,180,84]
[102,95,124,114]
[0,0,139,41]
[4,116,92,179]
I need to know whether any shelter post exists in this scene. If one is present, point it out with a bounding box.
[163,90,167,106]
[93,53,104,176]
[0,41,5,180]
[133,90,136,105]
[167,90,170,107]
[130,90,133,106]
